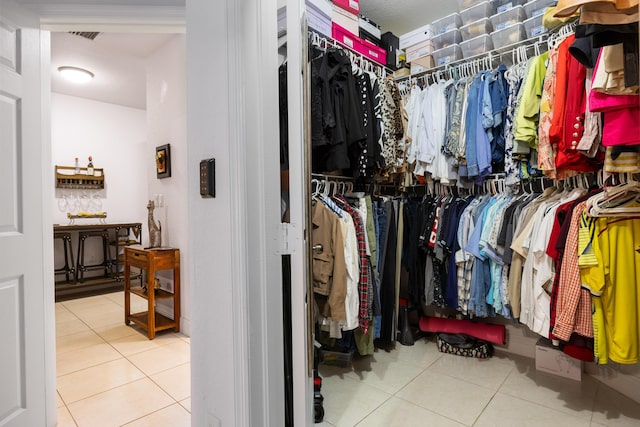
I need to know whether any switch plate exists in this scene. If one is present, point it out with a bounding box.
[200,158,216,198]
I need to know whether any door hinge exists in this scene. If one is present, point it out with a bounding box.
[278,223,298,255]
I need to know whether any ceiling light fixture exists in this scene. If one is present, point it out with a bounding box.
[58,66,94,83]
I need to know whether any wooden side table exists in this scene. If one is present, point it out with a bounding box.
[124,245,180,339]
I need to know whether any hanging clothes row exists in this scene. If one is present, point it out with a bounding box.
[311,175,404,355]
[309,32,407,181]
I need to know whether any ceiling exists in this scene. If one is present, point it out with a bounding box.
[49,1,453,109]
[51,32,175,110]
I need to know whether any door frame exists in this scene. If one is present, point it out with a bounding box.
[31,1,297,425]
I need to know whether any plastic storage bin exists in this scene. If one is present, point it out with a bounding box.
[492,0,527,13]
[460,18,493,41]
[432,44,463,66]
[524,14,547,37]
[457,0,479,9]
[433,28,462,49]
[460,1,496,26]
[432,13,462,35]
[490,6,526,31]
[460,34,494,58]
[524,0,556,18]
[491,22,526,48]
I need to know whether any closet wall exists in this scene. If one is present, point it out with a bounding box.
[145,34,190,333]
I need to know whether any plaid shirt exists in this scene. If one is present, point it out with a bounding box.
[552,201,593,341]
[334,197,370,333]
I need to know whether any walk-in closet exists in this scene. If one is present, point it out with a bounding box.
[280,0,640,425]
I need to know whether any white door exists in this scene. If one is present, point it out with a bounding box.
[0,0,52,426]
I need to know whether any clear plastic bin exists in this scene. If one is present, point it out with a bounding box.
[491,0,527,13]
[432,12,462,35]
[460,1,496,26]
[433,28,462,49]
[523,0,556,18]
[457,0,479,9]
[460,18,493,41]
[524,14,547,37]
[432,44,463,66]
[490,5,526,31]
[491,22,526,48]
[460,34,494,58]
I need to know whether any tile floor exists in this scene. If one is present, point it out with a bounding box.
[56,292,640,426]
[56,292,191,427]
[317,339,640,427]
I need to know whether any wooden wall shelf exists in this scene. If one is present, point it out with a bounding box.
[56,165,105,189]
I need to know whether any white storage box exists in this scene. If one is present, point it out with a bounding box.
[490,5,526,31]
[492,0,528,13]
[524,0,556,18]
[359,16,381,40]
[460,18,493,41]
[460,1,496,26]
[432,13,462,35]
[406,39,435,63]
[491,22,526,48]
[400,24,436,49]
[535,338,582,381]
[433,28,462,49]
[332,4,359,36]
[433,44,462,66]
[307,0,332,17]
[460,34,494,58]
[524,14,547,37]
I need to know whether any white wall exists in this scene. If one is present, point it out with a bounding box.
[51,93,148,225]
[145,34,189,335]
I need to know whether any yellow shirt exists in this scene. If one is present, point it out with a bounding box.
[580,216,640,364]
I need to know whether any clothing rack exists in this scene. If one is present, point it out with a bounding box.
[396,22,576,87]
[309,30,391,78]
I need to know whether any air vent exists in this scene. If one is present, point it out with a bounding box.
[68,31,100,40]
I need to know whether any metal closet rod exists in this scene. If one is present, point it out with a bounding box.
[309,30,393,77]
[397,22,576,84]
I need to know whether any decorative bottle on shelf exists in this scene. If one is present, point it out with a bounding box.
[74,157,80,174]
[87,156,94,176]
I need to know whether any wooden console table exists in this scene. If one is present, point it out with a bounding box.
[124,245,180,339]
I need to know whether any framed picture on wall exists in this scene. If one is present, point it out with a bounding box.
[156,144,171,179]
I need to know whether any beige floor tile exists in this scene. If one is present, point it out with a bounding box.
[179,398,191,413]
[356,396,465,427]
[428,352,514,390]
[379,338,444,369]
[72,300,122,317]
[122,403,190,427]
[57,405,78,427]
[128,341,190,376]
[56,319,91,338]
[62,295,112,312]
[316,421,335,427]
[396,370,494,425]
[320,376,392,427]
[56,302,71,314]
[56,330,105,355]
[109,332,165,356]
[150,363,191,401]
[57,358,146,404]
[499,360,598,420]
[56,307,79,323]
[57,391,65,408]
[102,291,125,306]
[56,342,122,377]
[474,392,591,427]
[75,309,123,330]
[67,378,174,427]
[591,383,640,426]
[93,323,140,342]
[343,355,425,394]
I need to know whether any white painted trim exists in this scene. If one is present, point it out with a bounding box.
[286,0,315,424]
[27,4,185,32]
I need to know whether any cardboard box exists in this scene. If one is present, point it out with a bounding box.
[410,55,434,74]
[535,338,582,381]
